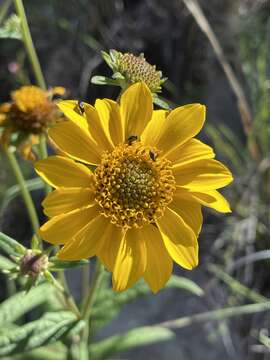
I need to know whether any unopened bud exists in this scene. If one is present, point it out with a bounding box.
[20,250,48,278]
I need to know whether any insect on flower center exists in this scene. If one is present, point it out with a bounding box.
[94,141,176,228]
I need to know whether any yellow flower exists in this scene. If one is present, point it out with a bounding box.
[35,82,233,292]
[8,85,58,134]
[0,85,65,160]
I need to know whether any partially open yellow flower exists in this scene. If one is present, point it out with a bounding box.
[0,85,65,160]
[35,82,233,292]
[8,86,58,134]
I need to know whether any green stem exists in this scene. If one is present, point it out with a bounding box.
[82,260,103,320]
[158,302,270,329]
[82,263,90,299]
[58,271,81,318]
[14,0,51,194]
[4,147,40,239]
[80,260,103,358]
[38,134,51,194]
[14,0,46,89]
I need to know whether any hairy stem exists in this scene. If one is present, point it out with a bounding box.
[4,147,40,242]
[38,134,51,194]
[14,0,46,90]
[82,260,103,320]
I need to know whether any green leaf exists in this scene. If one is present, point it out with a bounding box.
[90,326,174,360]
[8,345,67,360]
[1,178,44,212]
[91,273,203,331]
[0,14,22,39]
[48,257,88,271]
[90,75,120,86]
[0,283,55,326]
[0,311,78,356]
[0,254,17,272]
[0,232,26,256]
[166,275,204,296]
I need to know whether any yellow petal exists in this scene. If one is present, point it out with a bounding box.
[156,207,198,270]
[112,228,147,291]
[85,101,114,152]
[35,156,94,188]
[58,215,110,260]
[48,121,101,165]
[94,99,124,146]
[120,82,153,139]
[174,159,233,190]
[42,188,95,217]
[155,104,206,156]
[188,189,231,213]
[57,100,89,131]
[169,195,203,236]
[39,205,99,245]
[141,110,168,147]
[142,225,173,293]
[167,138,214,164]
[98,226,125,272]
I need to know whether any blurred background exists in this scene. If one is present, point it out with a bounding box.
[0,0,270,359]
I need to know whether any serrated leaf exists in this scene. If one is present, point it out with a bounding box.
[0,232,26,256]
[90,326,174,360]
[0,311,78,356]
[0,283,55,326]
[90,75,120,86]
[48,257,88,271]
[0,14,22,39]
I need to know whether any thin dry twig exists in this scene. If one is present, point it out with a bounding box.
[181,0,260,161]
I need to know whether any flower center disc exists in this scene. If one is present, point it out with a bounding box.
[95,142,176,228]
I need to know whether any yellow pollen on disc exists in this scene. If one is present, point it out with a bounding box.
[94,142,176,228]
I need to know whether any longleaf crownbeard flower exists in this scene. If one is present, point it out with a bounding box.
[0,85,65,160]
[35,82,233,292]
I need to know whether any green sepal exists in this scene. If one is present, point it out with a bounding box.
[90,75,120,86]
[153,95,171,110]
[111,72,125,80]
[101,50,114,69]
[109,49,119,63]
[48,257,88,271]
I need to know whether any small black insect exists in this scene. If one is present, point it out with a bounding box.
[74,100,85,114]
[149,150,157,161]
[78,101,85,114]
[127,135,138,145]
